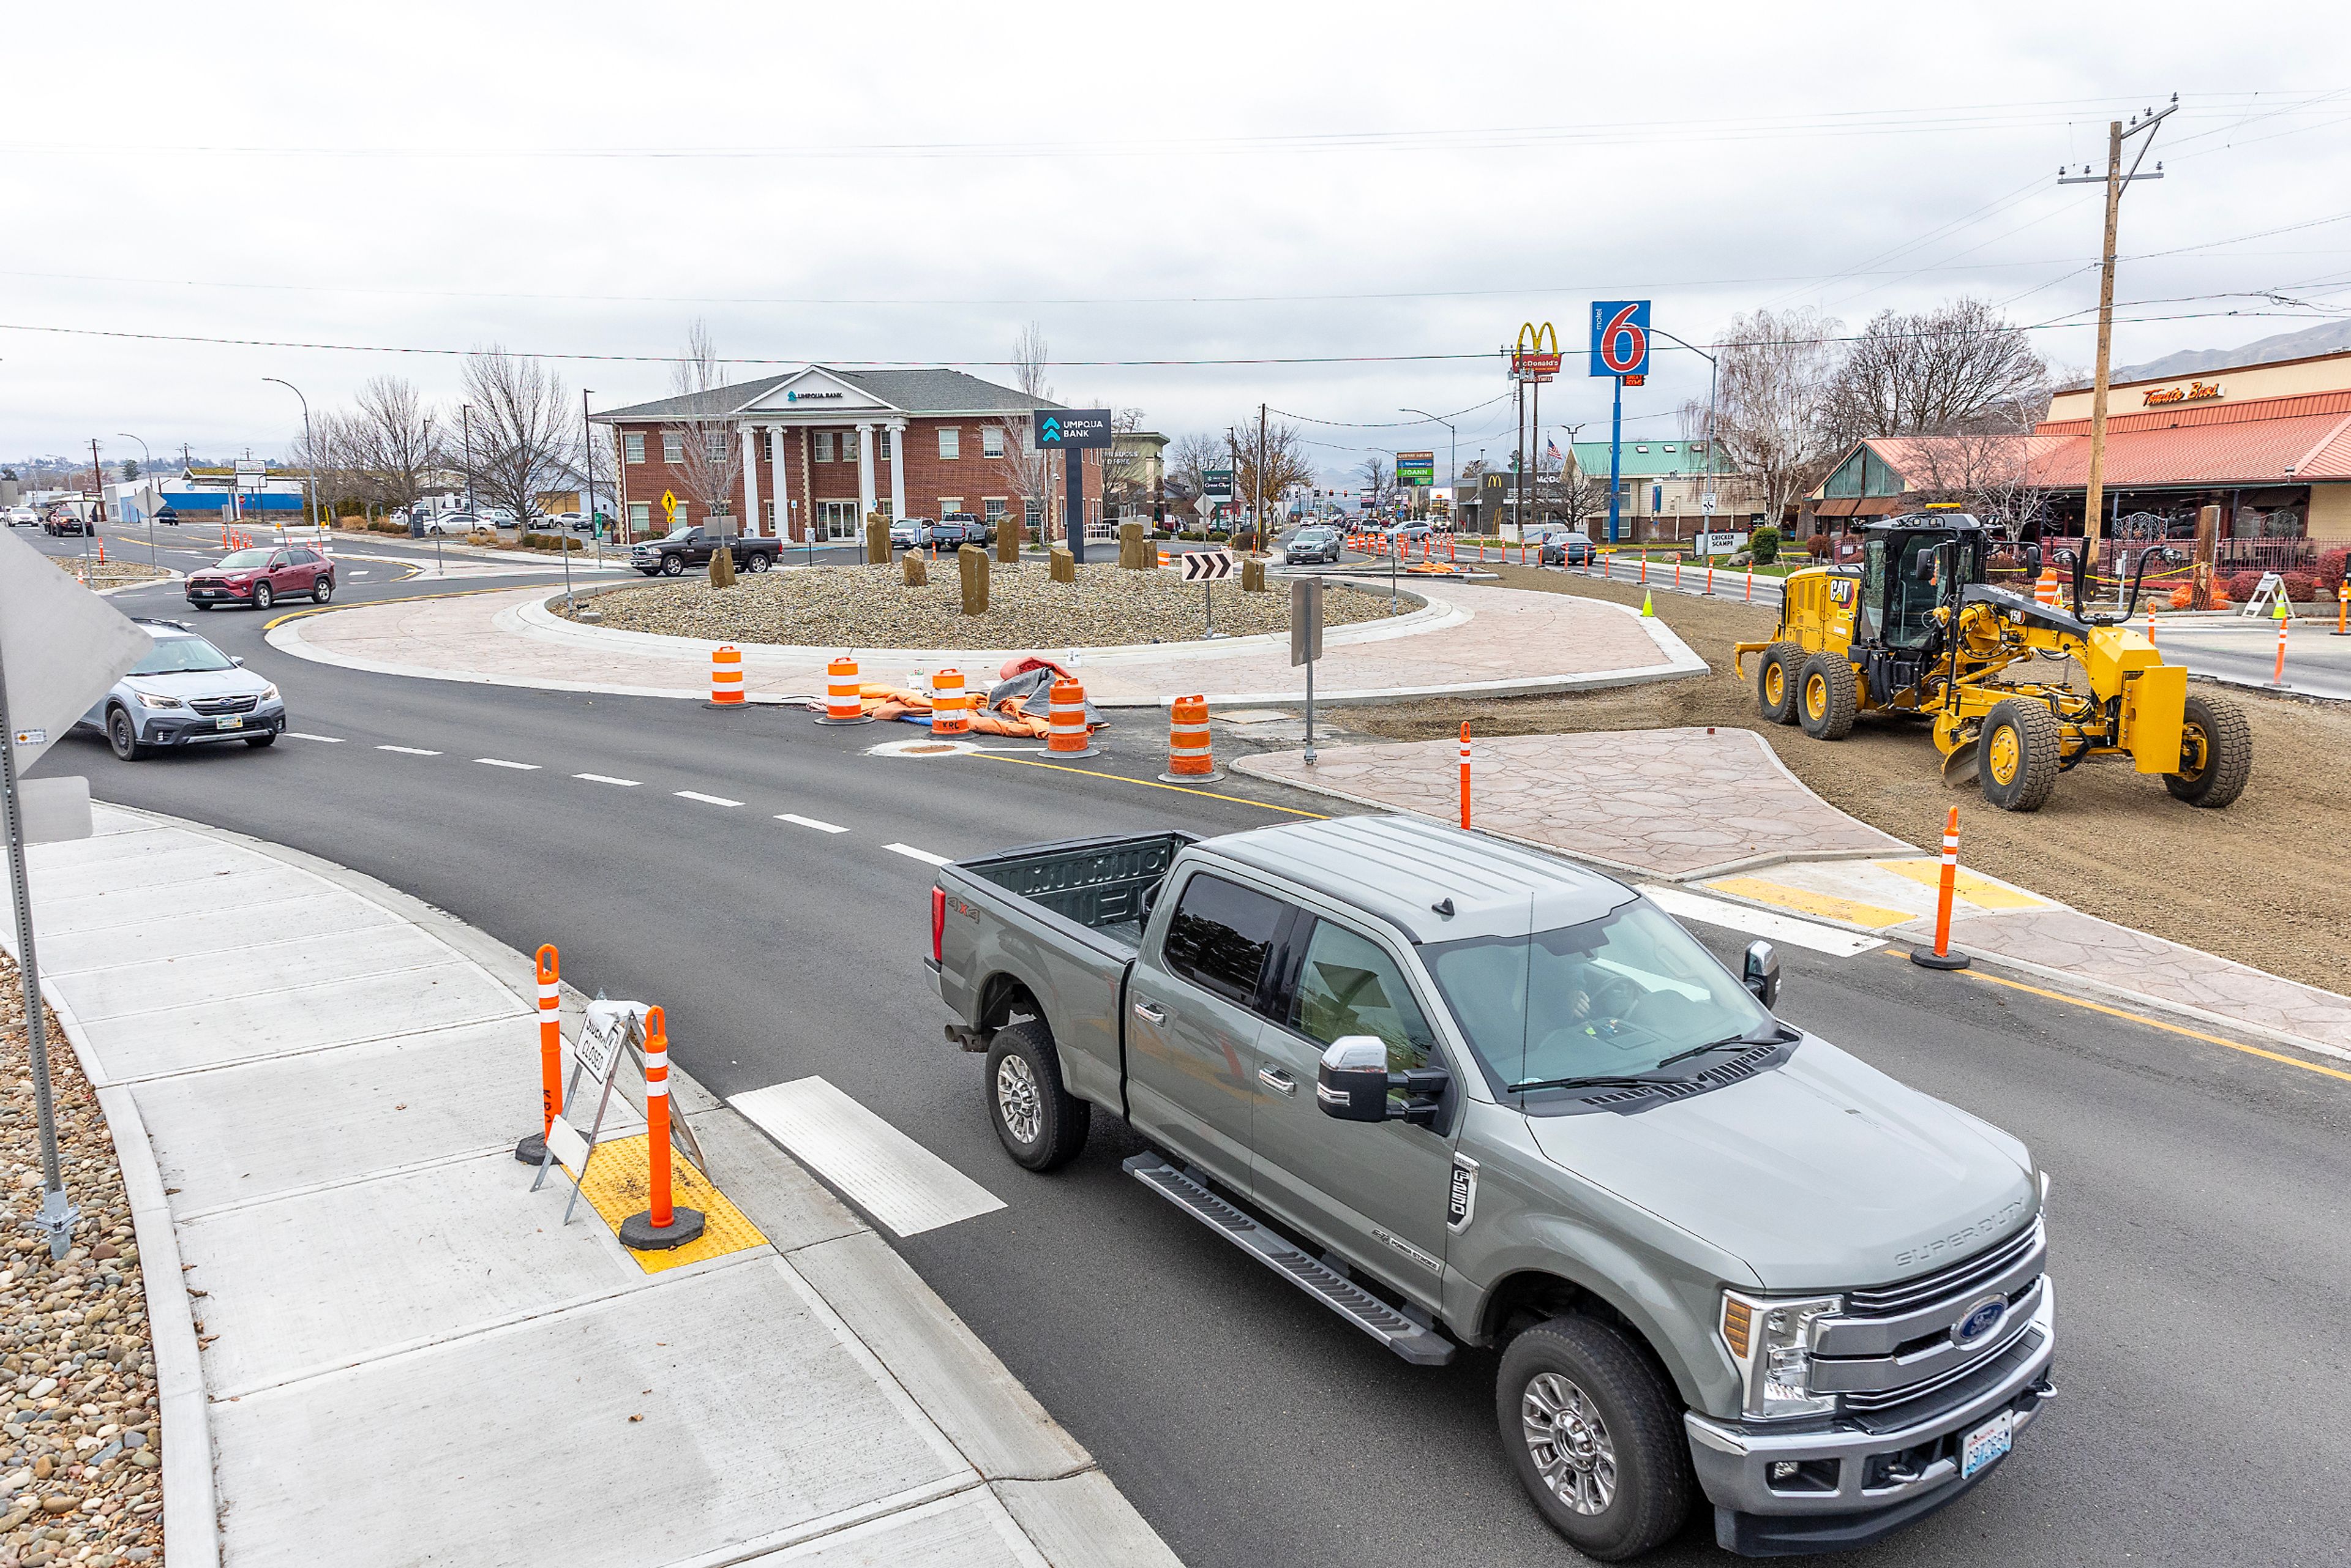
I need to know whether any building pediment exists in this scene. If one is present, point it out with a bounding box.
[740,368,898,416]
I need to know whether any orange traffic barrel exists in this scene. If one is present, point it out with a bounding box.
[1046,677,1099,757]
[818,655,872,724]
[709,645,744,705]
[2034,568,2060,606]
[1158,694,1223,782]
[931,667,970,735]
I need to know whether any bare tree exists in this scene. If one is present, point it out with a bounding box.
[1357,455,1396,513]
[1010,320,1054,404]
[345,375,440,511]
[460,347,576,530]
[1714,307,1843,531]
[1096,407,1152,519]
[1232,420,1313,523]
[1823,299,2048,445]
[661,320,746,532]
[1164,432,1224,505]
[1903,433,2054,539]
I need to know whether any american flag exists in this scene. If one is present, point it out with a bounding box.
[1545,438,1562,461]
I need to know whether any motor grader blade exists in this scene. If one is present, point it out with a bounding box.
[1940,734,1981,787]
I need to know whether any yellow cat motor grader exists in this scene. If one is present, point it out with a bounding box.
[1733,513,2252,811]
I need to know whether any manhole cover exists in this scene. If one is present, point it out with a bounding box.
[869,737,981,759]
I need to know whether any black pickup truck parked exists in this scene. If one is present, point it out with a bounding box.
[629,526,782,577]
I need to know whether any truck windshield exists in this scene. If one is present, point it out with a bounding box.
[1423,901,1775,1090]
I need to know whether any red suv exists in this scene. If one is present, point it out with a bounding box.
[184,545,336,611]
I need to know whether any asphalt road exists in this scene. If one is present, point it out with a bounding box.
[26,546,2351,1567]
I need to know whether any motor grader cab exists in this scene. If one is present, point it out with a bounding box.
[1736,512,2251,812]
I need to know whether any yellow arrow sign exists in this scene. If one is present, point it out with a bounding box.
[661,490,678,519]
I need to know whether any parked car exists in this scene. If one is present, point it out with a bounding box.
[421,512,481,536]
[1535,527,1596,566]
[4,508,37,528]
[477,507,519,528]
[929,817,2054,1560]
[183,545,336,611]
[1283,526,1342,565]
[937,511,991,547]
[542,511,596,533]
[79,618,286,759]
[628,525,781,577]
[890,518,931,550]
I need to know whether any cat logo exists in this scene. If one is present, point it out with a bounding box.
[1829,578,1856,607]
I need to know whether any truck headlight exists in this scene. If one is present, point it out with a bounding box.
[1722,1290,1840,1420]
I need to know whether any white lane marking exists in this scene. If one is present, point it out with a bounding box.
[674,790,743,807]
[777,813,849,834]
[476,757,540,770]
[730,1077,1004,1236]
[884,842,953,868]
[574,773,641,787]
[283,732,344,743]
[376,745,442,756]
[1638,883,1884,958]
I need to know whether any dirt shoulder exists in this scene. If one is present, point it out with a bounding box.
[1342,563,2351,997]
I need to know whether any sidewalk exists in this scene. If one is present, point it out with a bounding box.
[264,576,1705,709]
[1234,727,2351,1067]
[2,806,1177,1568]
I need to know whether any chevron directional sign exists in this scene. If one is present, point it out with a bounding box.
[1033,408,1113,449]
[1181,550,1236,582]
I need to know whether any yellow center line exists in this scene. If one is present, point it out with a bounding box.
[1880,950,2351,1085]
[972,751,1325,816]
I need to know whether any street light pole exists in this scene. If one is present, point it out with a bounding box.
[1648,327,1720,548]
[462,403,478,524]
[572,389,594,607]
[262,378,317,546]
[116,432,154,566]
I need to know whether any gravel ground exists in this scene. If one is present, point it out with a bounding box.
[0,958,162,1567]
[569,561,1406,648]
[1347,564,2351,997]
[47,561,170,591]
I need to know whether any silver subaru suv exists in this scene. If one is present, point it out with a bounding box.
[79,620,288,760]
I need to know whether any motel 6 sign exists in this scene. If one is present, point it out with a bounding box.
[1590,300,1651,382]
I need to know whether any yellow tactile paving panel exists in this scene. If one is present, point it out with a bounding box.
[1873,858,2049,910]
[1708,876,1915,930]
[566,1133,767,1274]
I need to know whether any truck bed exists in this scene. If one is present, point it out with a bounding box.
[958,831,1191,950]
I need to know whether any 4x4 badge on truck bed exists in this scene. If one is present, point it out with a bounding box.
[1448,1153,1479,1233]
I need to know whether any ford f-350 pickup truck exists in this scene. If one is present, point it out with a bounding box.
[928,815,2055,1559]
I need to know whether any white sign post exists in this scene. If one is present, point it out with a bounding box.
[1182,548,1236,638]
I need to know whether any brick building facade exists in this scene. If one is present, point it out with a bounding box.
[593,366,1097,543]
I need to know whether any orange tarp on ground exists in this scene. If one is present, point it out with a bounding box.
[856,683,1065,738]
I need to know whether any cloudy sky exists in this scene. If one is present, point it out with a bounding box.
[5,1,2349,483]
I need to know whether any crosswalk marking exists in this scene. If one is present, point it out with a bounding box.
[1638,883,1886,958]
[776,813,849,834]
[730,1077,1004,1237]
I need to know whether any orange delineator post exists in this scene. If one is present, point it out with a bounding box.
[2274,610,2289,685]
[1745,569,1755,602]
[1704,563,1713,595]
[1458,722,1472,830]
[2147,608,2156,647]
[819,655,871,724]
[513,945,563,1163]
[1674,559,1682,590]
[1638,555,1648,585]
[709,645,744,705]
[1910,807,1970,971]
[1158,694,1222,782]
[620,1005,705,1250]
[1046,676,1098,756]
[2336,582,2349,637]
[931,667,970,734]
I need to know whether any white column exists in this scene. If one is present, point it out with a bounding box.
[738,423,763,537]
[767,427,789,539]
[855,422,877,519]
[888,418,909,525]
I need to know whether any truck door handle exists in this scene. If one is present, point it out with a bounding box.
[1132,1000,1167,1024]
[1258,1067,1297,1095]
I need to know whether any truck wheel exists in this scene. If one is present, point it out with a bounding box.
[1979,699,2061,812]
[986,1021,1090,1172]
[661,555,685,576]
[1497,1315,1693,1561]
[1797,653,1857,740]
[1756,642,1805,726]
[2164,691,2252,808]
[743,551,772,573]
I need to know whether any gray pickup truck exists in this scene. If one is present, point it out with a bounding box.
[928,815,2054,1559]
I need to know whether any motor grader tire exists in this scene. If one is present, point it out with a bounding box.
[1978,699,2061,812]
[1797,654,1857,740]
[2164,691,2252,808]
[1757,642,1805,726]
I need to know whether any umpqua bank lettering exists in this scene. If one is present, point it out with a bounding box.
[785,390,846,402]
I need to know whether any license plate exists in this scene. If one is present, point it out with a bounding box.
[214,716,243,731]
[1960,1409,2013,1479]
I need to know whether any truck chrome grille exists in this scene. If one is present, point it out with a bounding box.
[1845,1218,2044,1318]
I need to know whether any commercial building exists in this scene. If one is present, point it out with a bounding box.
[592,366,1096,542]
[161,465,307,516]
[1807,346,2351,554]
[1570,439,1761,541]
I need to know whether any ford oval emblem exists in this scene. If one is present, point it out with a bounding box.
[1952,1294,2009,1346]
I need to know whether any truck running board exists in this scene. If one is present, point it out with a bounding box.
[1122,1153,1454,1366]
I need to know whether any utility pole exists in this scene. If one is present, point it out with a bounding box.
[2061,94,2173,566]
[117,432,154,565]
[462,404,478,523]
[86,438,102,571]
[263,377,317,544]
[577,388,596,596]
[1512,350,1526,541]
[1256,403,1267,545]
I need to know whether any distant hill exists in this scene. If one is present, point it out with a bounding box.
[2112,318,2351,382]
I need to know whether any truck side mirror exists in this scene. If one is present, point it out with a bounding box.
[1317,1036,1392,1122]
[1743,941,1782,1011]
[2022,544,2042,579]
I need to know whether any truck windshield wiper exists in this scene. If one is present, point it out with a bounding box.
[1507,1074,1676,1094]
[1652,1035,1766,1071]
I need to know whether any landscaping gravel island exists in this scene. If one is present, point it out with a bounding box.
[565,560,1411,648]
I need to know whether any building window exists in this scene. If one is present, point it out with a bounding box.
[1025,498,1044,524]
[939,497,963,515]
[623,432,645,465]
[937,427,960,460]
[628,501,651,531]
[813,432,834,463]
[662,432,684,464]
[878,498,894,522]
[983,497,1007,520]
[704,430,728,462]
[982,426,1005,459]
[843,429,860,463]
[877,430,893,462]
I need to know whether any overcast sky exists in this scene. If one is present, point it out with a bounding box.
[5,1,2349,483]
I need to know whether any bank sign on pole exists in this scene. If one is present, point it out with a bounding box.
[1033,409,1114,449]
[1589,301,1651,380]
